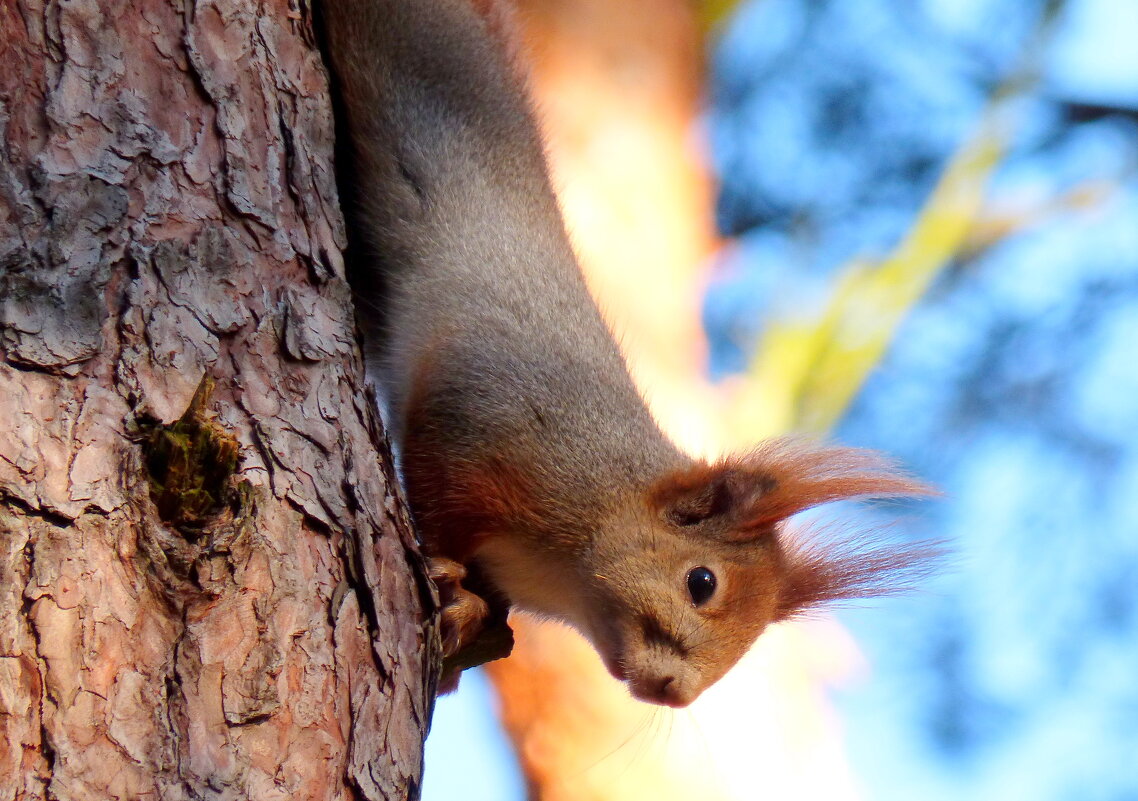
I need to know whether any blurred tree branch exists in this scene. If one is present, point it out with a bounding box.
[729,0,1077,437]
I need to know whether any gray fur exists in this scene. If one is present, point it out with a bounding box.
[322,0,686,522]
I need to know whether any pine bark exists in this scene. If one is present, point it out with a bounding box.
[0,1,437,799]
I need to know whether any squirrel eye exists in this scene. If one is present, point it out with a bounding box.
[686,567,717,607]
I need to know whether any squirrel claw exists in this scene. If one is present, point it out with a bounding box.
[429,557,491,658]
[428,556,514,692]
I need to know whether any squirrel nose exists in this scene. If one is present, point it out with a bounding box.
[650,675,682,706]
[627,666,698,707]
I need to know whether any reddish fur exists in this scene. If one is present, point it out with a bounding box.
[400,329,544,563]
[731,438,932,528]
[651,437,938,621]
[403,447,523,563]
[773,533,941,621]
[404,450,540,567]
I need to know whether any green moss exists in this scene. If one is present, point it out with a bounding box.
[143,376,240,532]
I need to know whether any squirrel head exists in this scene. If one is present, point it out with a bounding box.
[443,437,936,707]
[568,438,935,707]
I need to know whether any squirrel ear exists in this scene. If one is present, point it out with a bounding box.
[659,469,737,527]
[651,464,778,534]
[652,438,934,543]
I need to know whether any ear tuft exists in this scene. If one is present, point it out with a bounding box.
[740,437,942,618]
[773,532,944,621]
[652,437,935,542]
[730,436,935,531]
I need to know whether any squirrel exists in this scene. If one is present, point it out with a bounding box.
[319,0,934,707]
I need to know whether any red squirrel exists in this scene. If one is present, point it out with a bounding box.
[320,0,934,707]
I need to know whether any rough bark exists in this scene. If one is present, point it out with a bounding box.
[0,1,437,799]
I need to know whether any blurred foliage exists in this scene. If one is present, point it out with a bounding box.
[698,0,748,35]
[735,118,1004,436]
[723,0,1072,438]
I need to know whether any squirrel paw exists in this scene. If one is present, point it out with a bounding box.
[429,557,492,658]
[428,556,514,693]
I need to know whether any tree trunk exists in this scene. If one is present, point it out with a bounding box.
[0,1,437,799]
